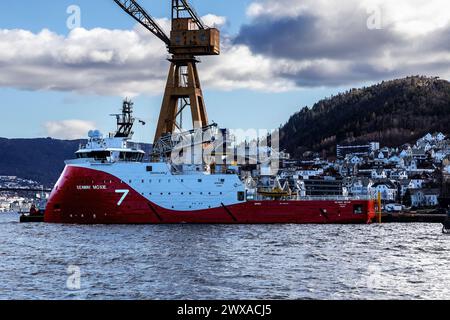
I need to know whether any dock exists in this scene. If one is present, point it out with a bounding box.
[381,213,446,223]
[380,210,447,223]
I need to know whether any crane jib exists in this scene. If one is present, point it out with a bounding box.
[113,0,171,46]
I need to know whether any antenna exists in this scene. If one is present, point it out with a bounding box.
[112,99,135,139]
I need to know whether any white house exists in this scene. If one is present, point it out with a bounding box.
[410,179,425,189]
[436,132,446,142]
[388,155,402,166]
[433,150,449,163]
[370,181,398,201]
[349,155,363,165]
[390,170,408,180]
[371,169,388,179]
[400,148,412,159]
[399,179,414,197]
[349,178,373,196]
[444,165,450,175]
[412,148,427,161]
[410,189,440,208]
[420,133,433,143]
[404,159,418,171]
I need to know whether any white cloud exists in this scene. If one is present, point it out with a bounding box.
[0,23,170,96]
[1,2,450,96]
[236,0,450,86]
[0,20,293,95]
[362,0,450,36]
[247,0,450,34]
[201,14,227,28]
[43,120,96,140]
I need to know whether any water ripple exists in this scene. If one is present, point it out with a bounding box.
[1,213,450,300]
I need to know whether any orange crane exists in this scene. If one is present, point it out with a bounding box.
[112,0,220,155]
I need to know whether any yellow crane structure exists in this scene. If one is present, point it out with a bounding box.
[112,0,220,155]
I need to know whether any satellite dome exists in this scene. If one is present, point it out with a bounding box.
[88,130,102,139]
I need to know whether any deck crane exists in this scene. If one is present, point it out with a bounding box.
[112,0,220,155]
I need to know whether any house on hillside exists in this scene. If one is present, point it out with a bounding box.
[348,177,373,196]
[390,169,408,181]
[412,148,427,162]
[399,179,414,197]
[410,188,440,208]
[371,169,388,179]
[370,180,398,201]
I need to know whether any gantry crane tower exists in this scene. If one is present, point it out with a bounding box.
[113,0,220,154]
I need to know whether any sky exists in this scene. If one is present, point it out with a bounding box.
[1,0,450,141]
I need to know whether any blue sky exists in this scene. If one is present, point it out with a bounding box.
[1,0,449,141]
[0,0,340,140]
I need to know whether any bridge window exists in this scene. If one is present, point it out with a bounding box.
[146,166,153,172]
[238,192,245,201]
[119,152,144,162]
[77,151,111,160]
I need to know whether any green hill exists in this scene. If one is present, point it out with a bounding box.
[280,76,450,158]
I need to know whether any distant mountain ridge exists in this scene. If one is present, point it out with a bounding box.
[0,138,83,187]
[0,138,151,187]
[280,76,450,158]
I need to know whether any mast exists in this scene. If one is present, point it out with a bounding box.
[113,99,135,139]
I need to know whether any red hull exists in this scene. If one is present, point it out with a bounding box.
[45,166,376,224]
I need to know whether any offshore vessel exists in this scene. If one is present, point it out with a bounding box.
[44,1,375,224]
[44,101,375,224]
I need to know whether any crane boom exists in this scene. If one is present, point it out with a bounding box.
[172,0,206,29]
[113,0,171,46]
